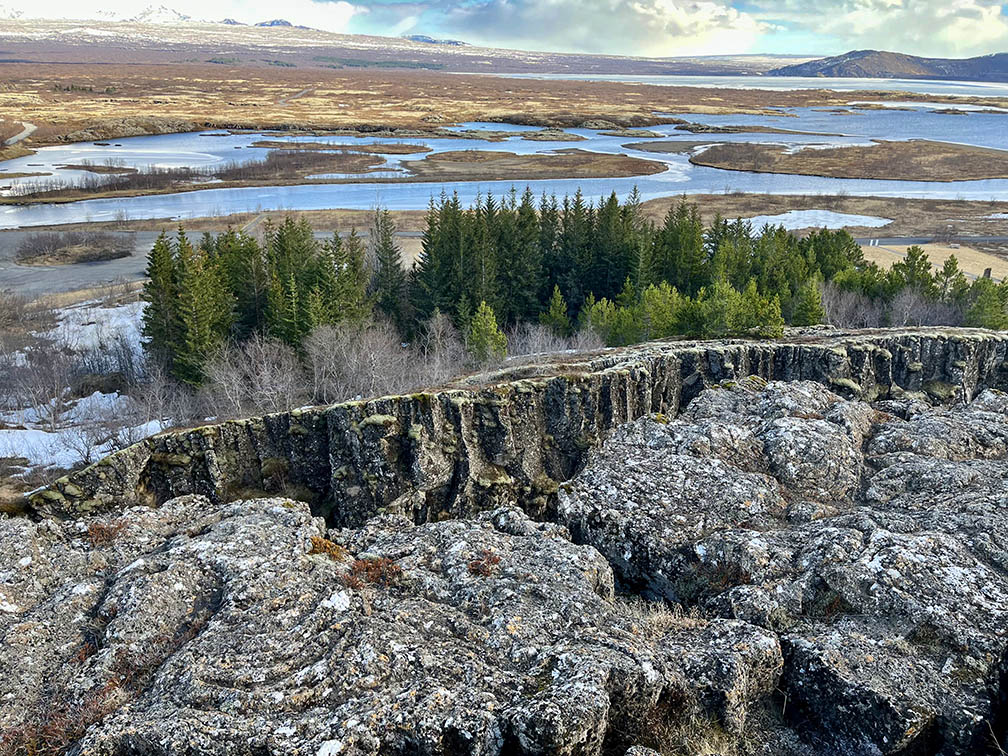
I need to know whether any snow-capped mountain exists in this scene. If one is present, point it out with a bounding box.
[128,5,193,24]
[0,4,25,19]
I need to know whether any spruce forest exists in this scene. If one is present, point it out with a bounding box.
[141,189,1008,388]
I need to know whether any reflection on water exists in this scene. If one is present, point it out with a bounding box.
[1,105,1007,229]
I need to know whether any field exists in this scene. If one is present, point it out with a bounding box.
[685,139,1008,181]
[404,149,665,181]
[861,243,1008,280]
[2,59,1007,157]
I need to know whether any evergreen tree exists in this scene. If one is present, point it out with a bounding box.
[467,301,507,364]
[734,280,784,338]
[540,285,571,336]
[173,233,234,385]
[790,277,825,326]
[639,282,682,341]
[336,230,370,321]
[890,246,938,297]
[370,209,408,330]
[497,188,542,324]
[936,255,970,304]
[966,278,1008,330]
[141,231,179,367]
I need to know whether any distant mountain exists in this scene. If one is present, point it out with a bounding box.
[256,19,293,27]
[128,5,192,24]
[769,49,1008,83]
[0,4,24,18]
[403,34,468,47]
[220,18,245,26]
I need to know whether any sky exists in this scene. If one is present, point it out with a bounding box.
[2,0,1008,58]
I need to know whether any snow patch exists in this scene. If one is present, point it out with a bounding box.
[744,210,892,230]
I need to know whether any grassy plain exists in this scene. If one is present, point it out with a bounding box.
[685,139,1008,181]
[2,62,1006,153]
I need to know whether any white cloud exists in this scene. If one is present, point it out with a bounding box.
[751,0,1008,57]
[431,0,766,55]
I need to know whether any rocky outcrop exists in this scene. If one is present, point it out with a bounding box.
[1,496,789,755]
[31,329,1008,528]
[6,347,1008,754]
[560,378,1008,755]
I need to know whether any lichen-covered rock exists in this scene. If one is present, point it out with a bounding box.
[1,497,782,756]
[560,380,1008,755]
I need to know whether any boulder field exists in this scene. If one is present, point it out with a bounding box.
[3,328,1008,755]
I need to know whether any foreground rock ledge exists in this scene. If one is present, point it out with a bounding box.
[4,378,1008,755]
[30,328,1008,525]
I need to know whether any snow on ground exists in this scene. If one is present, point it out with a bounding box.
[48,299,145,351]
[744,210,893,230]
[0,417,165,472]
[0,299,159,474]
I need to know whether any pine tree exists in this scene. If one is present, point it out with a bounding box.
[497,188,542,324]
[890,246,938,297]
[337,230,370,322]
[540,285,571,336]
[467,300,507,364]
[370,209,408,330]
[966,278,1008,330]
[790,277,825,326]
[639,282,682,340]
[936,255,970,304]
[141,231,179,366]
[173,233,234,385]
[734,280,784,338]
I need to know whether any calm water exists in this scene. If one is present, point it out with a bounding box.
[1,105,1007,229]
[490,73,1008,98]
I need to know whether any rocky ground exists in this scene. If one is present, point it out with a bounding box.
[2,377,1007,755]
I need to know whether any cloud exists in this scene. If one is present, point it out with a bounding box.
[749,0,1008,57]
[409,0,766,56]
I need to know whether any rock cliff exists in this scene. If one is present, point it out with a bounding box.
[30,328,1008,526]
[4,328,1008,755]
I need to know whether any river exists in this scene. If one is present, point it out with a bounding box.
[1,103,1007,229]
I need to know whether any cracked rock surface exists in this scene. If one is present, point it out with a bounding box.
[3,378,1008,755]
[561,378,1008,755]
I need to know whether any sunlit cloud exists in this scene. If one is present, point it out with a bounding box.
[0,0,1006,56]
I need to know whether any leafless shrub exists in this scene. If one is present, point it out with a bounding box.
[507,323,605,362]
[820,282,885,329]
[13,343,75,432]
[415,311,466,385]
[202,334,309,418]
[888,287,963,327]
[305,321,412,405]
[0,290,56,333]
[15,231,133,264]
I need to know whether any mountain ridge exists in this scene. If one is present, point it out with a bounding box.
[769,48,1008,82]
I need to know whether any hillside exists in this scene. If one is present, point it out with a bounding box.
[769,49,1008,82]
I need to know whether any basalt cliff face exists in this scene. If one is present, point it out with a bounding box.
[4,328,1008,756]
[30,328,1008,526]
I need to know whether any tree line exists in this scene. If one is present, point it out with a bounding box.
[141,190,1008,387]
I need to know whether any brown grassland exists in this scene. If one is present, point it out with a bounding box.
[248,141,433,154]
[404,149,665,181]
[687,139,1008,181]
[3,62,1007,152]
